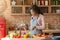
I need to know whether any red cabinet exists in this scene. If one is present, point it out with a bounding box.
[0,18,6,38]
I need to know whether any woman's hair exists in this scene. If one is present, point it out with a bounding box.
[29,5,43,15]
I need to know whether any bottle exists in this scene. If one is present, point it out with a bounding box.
[45,0,48,6]
[55,0,58,5]
[33,0,37,5]
[46,23,49,29]
[54,0,58,5]
[11,0,16,6]
[38,0,40,5]
[41,0,44,5]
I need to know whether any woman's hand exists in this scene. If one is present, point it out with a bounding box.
[32,26,36,30]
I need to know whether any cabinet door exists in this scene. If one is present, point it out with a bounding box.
[51,7,60,13]
[11,7,22,13]
[40,7,48,13]
[50,0,60,5]
[25,7,30,14]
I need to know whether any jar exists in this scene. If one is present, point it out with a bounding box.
[45,0,48,6]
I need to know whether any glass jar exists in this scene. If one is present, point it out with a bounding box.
[45,0,48,6]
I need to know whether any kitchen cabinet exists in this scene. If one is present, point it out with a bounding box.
[10,0,60,16]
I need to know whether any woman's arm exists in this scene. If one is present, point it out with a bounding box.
[36,15,45,30]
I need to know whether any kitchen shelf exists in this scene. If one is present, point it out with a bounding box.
[11,5,49,7]
[51,13,60,14]
[23,5,30,7]
[11,5,31,7]
[11,13,30,16]
[42,30,60,33]
[11,5,23,7]
[51,5,60,7]
[11,13,60,16]
[38,5,49,7]
[43,13,60,16]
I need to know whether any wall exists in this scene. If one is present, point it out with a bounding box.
[44,14,60,29]
[11,14,60,29]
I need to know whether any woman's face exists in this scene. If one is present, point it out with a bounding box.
[30,9,36,16]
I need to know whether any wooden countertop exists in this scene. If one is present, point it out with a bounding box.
[9,30,60,33]
[42,30,60,33]
[1,38,45,40]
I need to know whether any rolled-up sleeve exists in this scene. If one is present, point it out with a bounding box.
[36,15,45,29]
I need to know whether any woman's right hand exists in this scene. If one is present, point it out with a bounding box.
[32,26,36,30]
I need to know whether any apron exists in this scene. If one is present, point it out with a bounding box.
[30,16,42,35]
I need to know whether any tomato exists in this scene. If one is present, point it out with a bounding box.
[13,36,16,38]
[17,35,21,38]
[37,34,42,37]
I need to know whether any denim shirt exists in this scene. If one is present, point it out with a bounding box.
[30,16,38,30]
[30,16,41,35]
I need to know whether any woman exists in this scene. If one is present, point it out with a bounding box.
[29,5,45,35]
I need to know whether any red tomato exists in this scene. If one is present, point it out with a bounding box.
[17,35,21,38]
[37,34,42,37]
[13,36,16,38]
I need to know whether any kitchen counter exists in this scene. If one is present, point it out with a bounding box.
[9,30,60,33]
[42,30,60,33]
[1,38,45,40]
